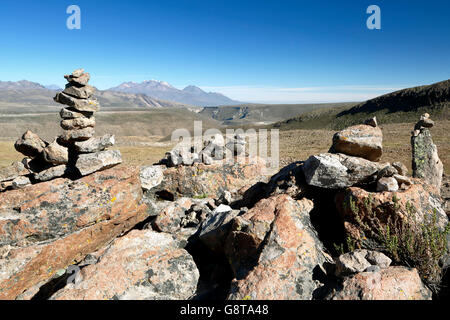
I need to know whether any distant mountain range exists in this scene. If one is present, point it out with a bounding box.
[0,79,241,107]
[108,80,240,106]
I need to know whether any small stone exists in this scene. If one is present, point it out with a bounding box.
[139,165,164,191]
[74,134,115,153]
[364,116,378,127]
[377,177,399,192]
[393,174,412,187]
[59,127,95,142]
[43,140,69,165]
[392,162,408,176]
[364,265,381,273]
[71,68,85,78]
[64,72,90,86]
[14,130,47,157]
[365,250,392,268]
[60,108,94,119]
[377,165,398,179]
[0,161,30,183]
[75,150,122,176]
[11,176,31,190]
[63,84,95,99]
[33,165,69,182]
[215,204,232,213]
[201,153,213,165]
[60,117,96,130]
[54,92,99,113]
[335,250,372,277]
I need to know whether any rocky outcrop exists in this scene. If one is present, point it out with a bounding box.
[411,114,443,193]
[331,124,383,161]
[303,153,386,189]
[225,195,329,300]
[329,266,432,300]
[50,230,199,300]
[0,166,149,299]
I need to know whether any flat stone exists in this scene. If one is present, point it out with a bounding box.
[33,165,69,182]
[59,127,95,142]
[14,131,47,158]
[64,72,90,86]
[43,140,69,165]
[74,134,115,153]
[71,68,84,78]
[60,117,95,130]
[60,108,93,119]
[75,150,122,176]
[63,84,95,99]
[11,176,31,190]
[54,92,99,112]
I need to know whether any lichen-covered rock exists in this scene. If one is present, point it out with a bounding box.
[33,164,70,182]
[139,165,164,191]
[335,249,391,277]
[49,230,199,300]
[63,84,95,99]
[150,156,268,201]
[59,127,95,142]
[411,127,443,193]
[153,198,194,234]
[331,124,383,161]
[303,153,386,189]
[335,179,449,244]
[14,131,47,158]
[60,108,93,119]
[74,134,115,154]
[0,166,149,299]
[75,150,122,176]
[54,92,99,113]
[329,266,432,300]
[60,117,96,130]
[226,195,328,300]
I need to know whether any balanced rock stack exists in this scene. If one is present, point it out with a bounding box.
[0,69,122,192]
[303,117,411,192]
[162,133,246,167]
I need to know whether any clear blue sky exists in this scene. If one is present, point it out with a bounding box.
[0,0,449,103]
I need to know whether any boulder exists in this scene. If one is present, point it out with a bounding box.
[0,161,29,183]
[59,127,95,142]
[331,124,383,161]
[139,165,164,191]
[43,140,69,165]
[411,127,443,193]
[63,84,95,99]
[54,92,99,113]
[75,150,122,176]
[226,195,328,300]
[329,266,432,300]
[335,179,449,244]
[60,117,96,130]
[0,166,149,299]
[50,230,199,300]
[150,156,268,201]
[303,153,386,189]
[74,134,115,153]
[14,130,47,158]
[376,177,399,192]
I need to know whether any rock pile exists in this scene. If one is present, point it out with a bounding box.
[161,133,246,167]
[0,69,122,192]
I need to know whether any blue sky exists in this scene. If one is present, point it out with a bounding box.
[0,0,449,103]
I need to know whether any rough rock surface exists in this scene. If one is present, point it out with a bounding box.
[226,195,328,300]
[335,249,391,277]
[150,157,269,201]
[335,179,449,243]
[33,165,70,182]
[153,198,194,234]
[329,266,432,300]
[0,166,148,299]
[43,140,69,165]
[303,153,386,189]
[50,230,199,300]
[139,165,164,191]
[0,161,29,183]
[75,150,122,176]
[74,134,115,154]
[376,177,399,192]
[331,124,383,161]
[60,117,96,130]
[411,128,443,193]
[14,131,47,158]
[59,127,95,142]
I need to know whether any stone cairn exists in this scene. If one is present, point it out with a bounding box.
[411,113,443,193]
[0,69,122,192]
[160,133,246,167]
